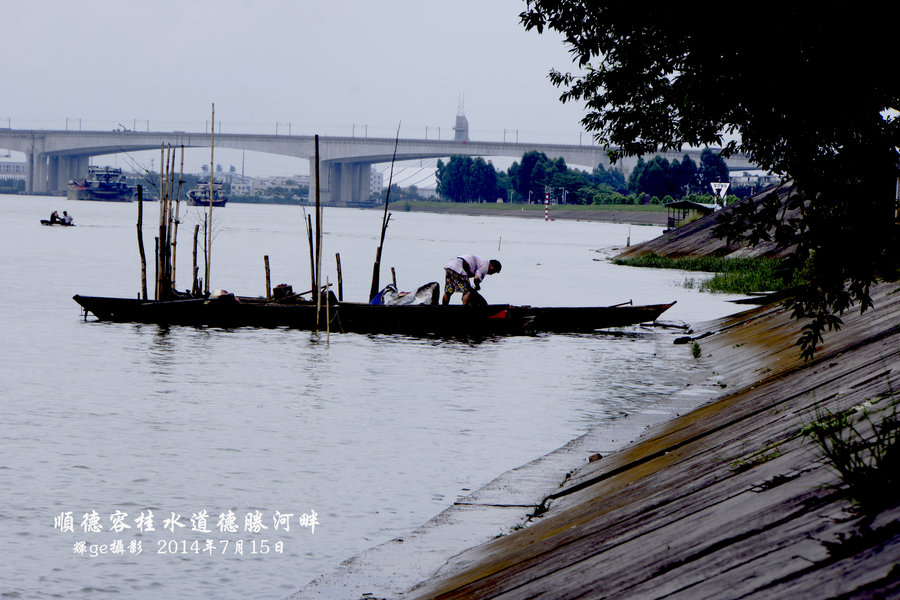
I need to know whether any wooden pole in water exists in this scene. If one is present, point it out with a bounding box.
[264,255,271,301]
[205,102,215,295]
[305,212,315,298]
[153,236,159,300]
[325,277,330,344]
[136,185,147,300]
[369,123,401,301]
[163,145,176,295]
[171,145,184,291]
[156,144,165,300]
[192,223,200,296]
[314,135,321,326]
[335,253,343,302]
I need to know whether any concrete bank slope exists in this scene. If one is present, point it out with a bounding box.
[288,333,728,600]
[406,282,900,600]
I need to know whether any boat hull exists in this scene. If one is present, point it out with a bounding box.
[67,188,134,202]
[185,199,227,208]
[72,295,675,336]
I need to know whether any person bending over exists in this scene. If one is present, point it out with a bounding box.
[442,254,501,305]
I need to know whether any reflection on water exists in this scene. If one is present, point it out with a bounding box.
[0,195,743,599]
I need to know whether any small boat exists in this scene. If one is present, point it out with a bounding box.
[185,180,227,207]
[41,219,75,227]
[72,293,675,336]
[67,166,135,202]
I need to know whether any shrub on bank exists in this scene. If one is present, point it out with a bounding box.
[613,253,806,295]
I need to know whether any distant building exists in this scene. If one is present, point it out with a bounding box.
[231,181,252,195]
[269,175,309,188]
[453,96,469,142]
[370,167,383,199]
[731,172,782,190]
[0,161,27,179]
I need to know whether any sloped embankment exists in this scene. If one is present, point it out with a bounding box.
[407,283,900,599]
[616,188,797,260]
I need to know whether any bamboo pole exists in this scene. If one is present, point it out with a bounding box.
[136,185,147,300]
[325,277,330,344]
[205,102,215,295]
[317,208,324,306]
[304,212,315,296]
[162,145,176,296]
[159,145,172,299]
[335,253,343,302]
[192,223,200,296]
[153,236,159,300]
[156,144,165,300]
[264,255,271,301]
[368,123,401,300]
[202,213,209,293]
[314,135,321,326]
[171,145,184,291]
[166,144,176,282]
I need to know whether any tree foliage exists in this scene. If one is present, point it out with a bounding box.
[521,3,900,358]
[436,155,499,202]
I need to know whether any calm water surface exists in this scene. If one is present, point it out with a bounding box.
[0,195,743,599]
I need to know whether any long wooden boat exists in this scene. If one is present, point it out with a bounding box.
[72,294,675,336]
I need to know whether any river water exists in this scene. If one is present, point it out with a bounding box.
[0,194,744,599]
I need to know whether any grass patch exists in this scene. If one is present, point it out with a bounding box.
[799,391,900,514]
[613,253,805,295]
[691,341,702,359]
[729,442,782,473]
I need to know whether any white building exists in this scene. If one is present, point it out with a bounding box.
[0,161,27,179]
[370,167,383,199]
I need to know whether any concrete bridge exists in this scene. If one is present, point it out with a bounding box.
[0,128,756,204]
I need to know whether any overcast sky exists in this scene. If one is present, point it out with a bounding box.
[6,0,589,179]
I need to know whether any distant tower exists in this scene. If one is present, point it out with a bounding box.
[453,95,469,142]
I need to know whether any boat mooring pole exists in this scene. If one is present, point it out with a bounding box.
[325,277,331,344]
[153,237,159,300]
[335,253,343,302]
[137,185,147,300]
[264,255,271,301]
[192,224,200,296]
[157,144,165,300]
[171,145,184,291]
[205,102,215,295]
[305,211,315,300]
[314,135,322,328]
[369,123,401,301]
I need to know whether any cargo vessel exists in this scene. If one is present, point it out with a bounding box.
[67,166,134,202]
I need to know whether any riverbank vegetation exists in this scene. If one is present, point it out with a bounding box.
[0,178,25,194]
[433,148,741,207]
[613,253,806,295]
[800,387,900,514]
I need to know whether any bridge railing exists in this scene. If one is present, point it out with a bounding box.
[0,119,598,147]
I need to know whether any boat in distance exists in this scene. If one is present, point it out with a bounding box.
[185,180,227,207]
[72,294,675,336]
[67,166,135,202]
